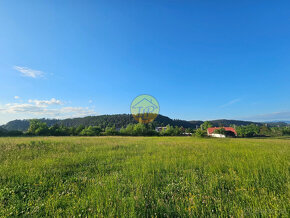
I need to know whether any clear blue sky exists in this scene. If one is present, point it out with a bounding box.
[0,0,290,124]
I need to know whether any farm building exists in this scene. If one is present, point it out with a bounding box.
[207,127,237,138]
[155,127,167,132]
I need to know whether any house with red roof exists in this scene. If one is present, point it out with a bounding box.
[207,127,237,138]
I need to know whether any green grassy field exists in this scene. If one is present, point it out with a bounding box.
[0,137,289,217]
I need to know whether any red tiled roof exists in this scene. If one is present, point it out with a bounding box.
[207,127,237,135]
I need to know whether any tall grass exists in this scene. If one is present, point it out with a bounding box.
[0,137,289,217]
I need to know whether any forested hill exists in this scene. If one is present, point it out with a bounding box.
[1,114,195,131]
[1,119,60,131]
[0,127,8,133]
[2,114,286,132]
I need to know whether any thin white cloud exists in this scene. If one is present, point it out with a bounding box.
[0,99,97,120]
[89,100,93,104]
[220,98,241,108]
[14,66,45,78]
[241,111,290,122]
[28,98,62,106]
[14,96,20,99]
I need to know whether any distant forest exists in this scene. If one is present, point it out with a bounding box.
[1,114,280,132]
[1,117,290,138]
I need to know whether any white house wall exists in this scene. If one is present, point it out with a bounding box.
[209,133,226,138]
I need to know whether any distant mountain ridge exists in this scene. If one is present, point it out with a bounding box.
[264,121,290,125]
[1,114,288,132]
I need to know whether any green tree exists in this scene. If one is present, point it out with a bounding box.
[80,126,102,136]
[75,125,85,135]
[133,123,147,136]
[236,124,260,137]
[125,124,135,135]
[48,124,70,136]
[201,121,213,130]
[259,125,271,136]
[195,128,206,137]
[282,127,290,136]
[27,120,49,136]
[160,125,172,136]
[104,126,117,136]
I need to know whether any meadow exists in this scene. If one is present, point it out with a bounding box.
[0,136,289,217]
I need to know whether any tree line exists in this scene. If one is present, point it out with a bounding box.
[193,121,290,137]
[1,114,196,132]
[0,119,289,137]
[0,120,190,137]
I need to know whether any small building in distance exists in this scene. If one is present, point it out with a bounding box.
[207,127,237,138]
[155,127,167,132]
[182,132,192,136]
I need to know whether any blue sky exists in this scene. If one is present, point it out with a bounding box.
[0,0,290,124]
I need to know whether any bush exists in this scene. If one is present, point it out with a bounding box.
[282,127,290,136]
[80,126,102,136]
[236,124,260,137]
[104,126,118,136]
[194,128,207,137]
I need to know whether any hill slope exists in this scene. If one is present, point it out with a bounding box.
[2,114,287,132]
[1,114,195,131]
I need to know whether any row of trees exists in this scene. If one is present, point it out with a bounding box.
[235,124,290,137]
[1,119,290,137]
[0,128,22,137]
[1,114,198,132]
[26,120,103,136]
[119,124,187,136]
[24,120,188,136]
[193,121,290,138]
